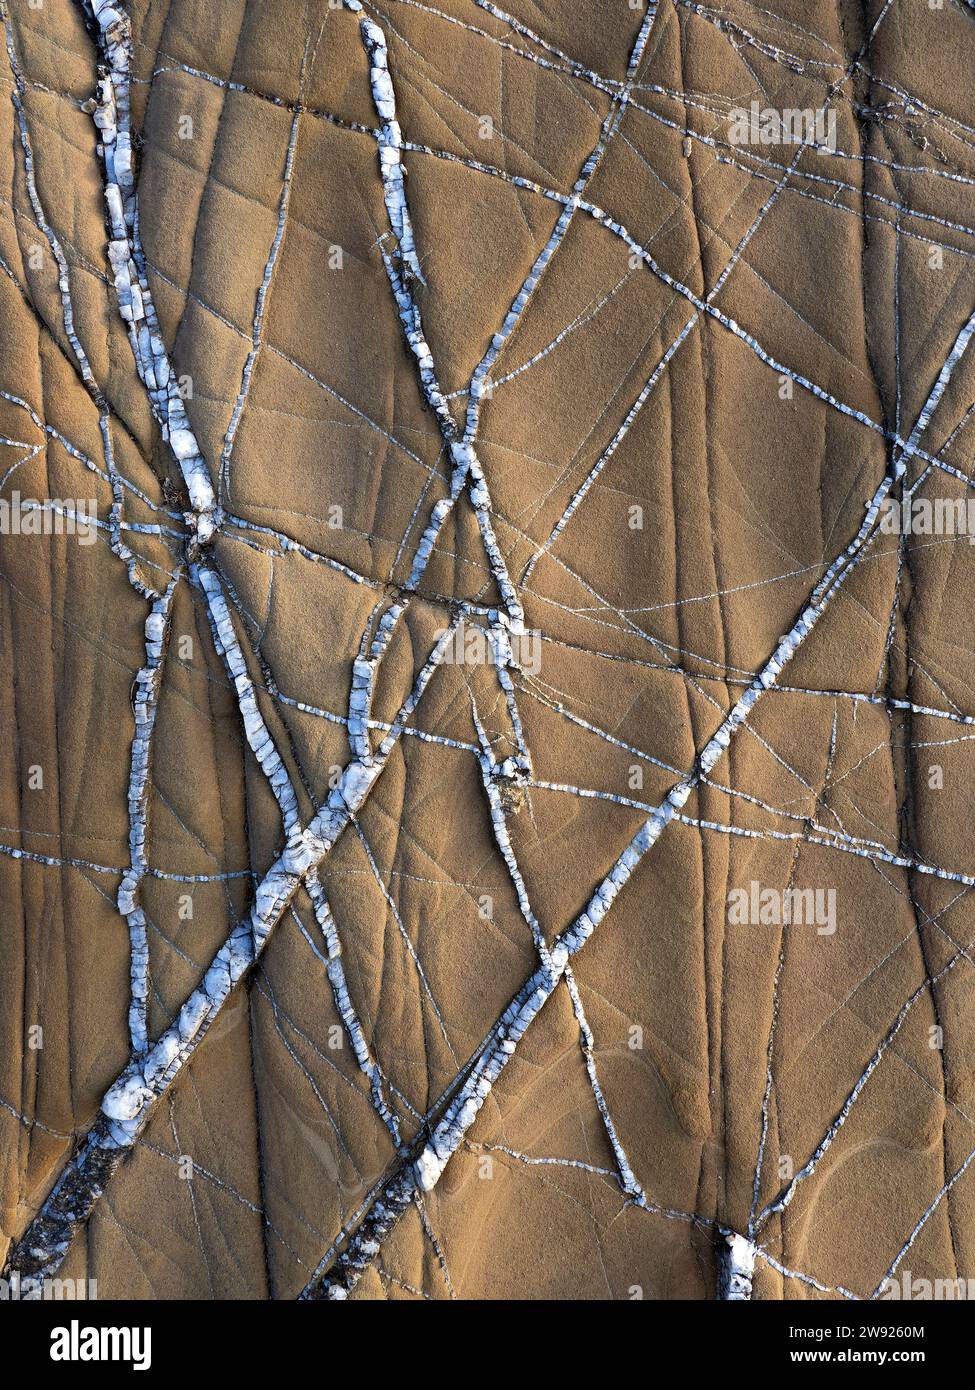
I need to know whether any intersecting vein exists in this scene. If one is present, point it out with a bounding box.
[4,0,975,1304]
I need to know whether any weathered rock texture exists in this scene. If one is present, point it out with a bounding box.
[1,0,975,1301]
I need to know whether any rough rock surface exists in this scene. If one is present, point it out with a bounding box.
[1,0,975,1301]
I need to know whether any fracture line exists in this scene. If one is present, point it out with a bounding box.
[119,574,181,1055]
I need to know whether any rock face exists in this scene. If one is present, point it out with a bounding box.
[1,0,974,1301]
